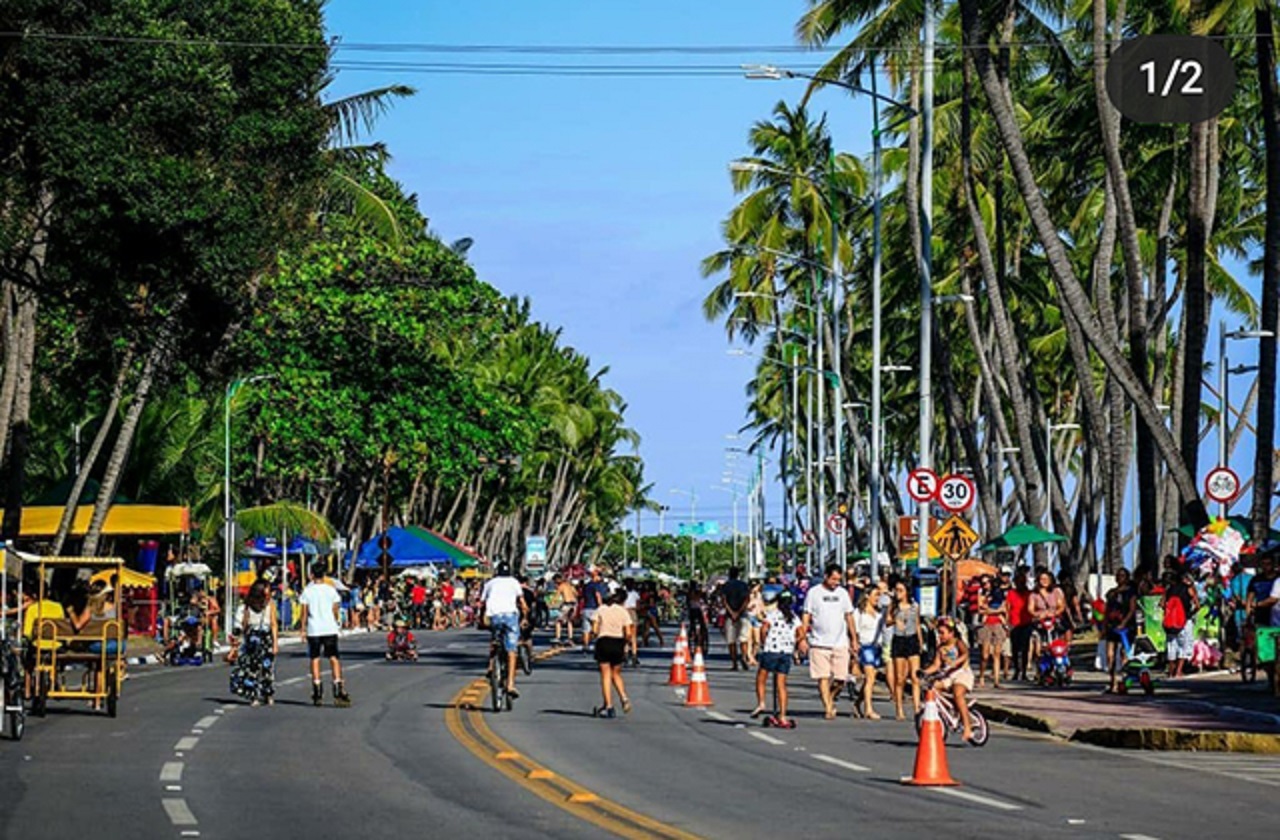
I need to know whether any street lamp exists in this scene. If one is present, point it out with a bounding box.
[1217,324,1273,515]
[1044,420,1080,510]
[670,488,697,580]
[224,373,277,643]
[747,61,922,581]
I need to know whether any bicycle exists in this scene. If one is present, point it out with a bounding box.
[488,626,514,713]
[1,634,25,741]
[914,670,989,747]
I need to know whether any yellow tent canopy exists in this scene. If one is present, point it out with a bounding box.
[19,505,190,537]
[90,567,156,589]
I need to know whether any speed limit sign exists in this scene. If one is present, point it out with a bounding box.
[1205,467,1241,504]
[938,474,977,513]
[907,468,940,503]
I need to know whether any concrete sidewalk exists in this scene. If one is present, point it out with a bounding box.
[974,665,1280,752]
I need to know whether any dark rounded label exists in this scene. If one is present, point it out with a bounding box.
[1105,35,1235,124]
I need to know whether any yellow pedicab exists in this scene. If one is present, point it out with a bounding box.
[29,556,128,718]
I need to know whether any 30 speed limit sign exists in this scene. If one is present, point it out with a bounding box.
[907,468,940,503]
[938,474,977,513]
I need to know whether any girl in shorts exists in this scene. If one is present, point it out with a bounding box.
[591,590,633,718]
[888,580,923,720]
[853,592,885,719]
[923,616,976,742]
[752,590,802,728]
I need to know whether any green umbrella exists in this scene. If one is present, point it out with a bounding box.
[978,522,1067,552]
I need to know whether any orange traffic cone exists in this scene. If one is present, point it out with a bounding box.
[668,624,690,686]
[901,690,958,786]
[684,647,713,707]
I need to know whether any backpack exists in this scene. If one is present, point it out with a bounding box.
[1162,594,1187,631]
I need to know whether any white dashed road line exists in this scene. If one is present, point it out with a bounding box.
[1119,835,1162,840]
[194,716,219,730]
[812,754,870,773]
[279,676,304,686]
[705,710,734,722]
[162,798,198,826]
[929,787,1023,812]
[749,731,787,746]
[159,762,184,783]
[174,736,200,752]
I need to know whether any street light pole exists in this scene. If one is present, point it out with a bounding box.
[1218,324,1274,516]
[918,3,937,578]
[223,373,276,644]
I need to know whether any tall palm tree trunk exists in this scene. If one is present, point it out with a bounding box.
[1,288,36,541]
[82,335,167,555]
[959,0,1206,530]
[51,351,134,553]
[1252,5,1280,541]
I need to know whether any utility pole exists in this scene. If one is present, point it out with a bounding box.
[917,4,936,573]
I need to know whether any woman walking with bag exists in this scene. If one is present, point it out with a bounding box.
[888,580,923,720]
[230,581,278,707]
[853,592,885,719]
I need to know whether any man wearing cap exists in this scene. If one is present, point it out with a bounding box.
[799,563,857,719]
[297,560,351,706]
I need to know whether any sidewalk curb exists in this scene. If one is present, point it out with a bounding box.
[973,701,1058,735]
[1069,727,1280,754]
[975,700,1280,753]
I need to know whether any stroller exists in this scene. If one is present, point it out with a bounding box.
[385,619,418,662]
[1117,632,1158,696]
[163,607,206,666]
[1037,619,1073,687]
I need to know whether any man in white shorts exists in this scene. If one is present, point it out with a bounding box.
[799,563,856,719]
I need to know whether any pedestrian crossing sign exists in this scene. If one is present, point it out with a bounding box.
[929,514,979,561]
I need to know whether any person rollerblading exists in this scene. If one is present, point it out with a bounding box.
[298,561,351,708]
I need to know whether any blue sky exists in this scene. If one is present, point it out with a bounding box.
[321,1,1273,543]
[321,0,869,533]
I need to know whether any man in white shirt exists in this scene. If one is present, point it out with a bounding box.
[480,562,528,698]
[297,561,350,707]
[799,563,856,720]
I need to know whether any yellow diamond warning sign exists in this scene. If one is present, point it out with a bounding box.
[929,514,979,562]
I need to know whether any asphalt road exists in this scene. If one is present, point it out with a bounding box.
[1,628,1275,840]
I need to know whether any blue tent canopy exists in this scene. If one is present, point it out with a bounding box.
[354,526,453,568]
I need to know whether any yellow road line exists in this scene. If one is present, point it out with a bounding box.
[444,654,702,840]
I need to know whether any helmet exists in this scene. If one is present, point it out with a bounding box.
[496,561,511,577]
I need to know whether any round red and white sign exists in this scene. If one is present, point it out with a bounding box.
[826,514,847,535]
[907,468,940,503]
[1205,467,1241,504]
[938,474,977,513]
[802,530,817,546]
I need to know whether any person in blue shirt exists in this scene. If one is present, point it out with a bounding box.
[580,567,610,654]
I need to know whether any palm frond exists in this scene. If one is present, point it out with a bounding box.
[236,501,335,542]
[324,84,416,147]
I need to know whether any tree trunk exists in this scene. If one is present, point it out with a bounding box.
[1252,4,1280,542]
[959,0,1207,530]
[0,288,36,541]
[0,281,20,464]
[82,300,184,555]
[51,351,134,554]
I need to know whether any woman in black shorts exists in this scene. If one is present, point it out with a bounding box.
[591,590,634,718]
[888,580,923,720]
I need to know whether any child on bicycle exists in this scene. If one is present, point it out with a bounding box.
[922,616,975,742]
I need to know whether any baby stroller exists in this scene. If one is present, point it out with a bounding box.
[1117,633,1158,696]
[1037,619,1073,687]
[385,619,418,662]
[164,608,206,666]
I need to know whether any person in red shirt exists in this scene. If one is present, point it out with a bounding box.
[385,618,417,661]
[410,582,428,629]
[1005,567,1034,682]
[439,579,455,627]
